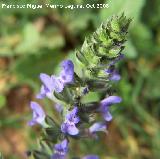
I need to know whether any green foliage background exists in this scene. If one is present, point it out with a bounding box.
[0,0,160,159]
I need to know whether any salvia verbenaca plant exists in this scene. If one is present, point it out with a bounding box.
[27,14,131,159]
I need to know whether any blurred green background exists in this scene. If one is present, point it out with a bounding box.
[0,0,160,159]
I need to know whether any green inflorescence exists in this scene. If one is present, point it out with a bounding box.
[76,13,131,78]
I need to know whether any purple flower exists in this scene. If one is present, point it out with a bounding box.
[37,73,55,99]
[82,155,99,159]
[61,107,80,136]
[66,107,80,123]
[52,76,64,93]
[37,60,74,99]
[40,73,55,92]
[105,67,121,81]
[99,96,122,121]
[52,139,68,159]
[89,122,107,134]
[28,102,45,126]
[36,85,47,99]
[60,60,74,84]
[109,71,121,81]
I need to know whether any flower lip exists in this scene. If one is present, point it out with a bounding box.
[52,139,68,159]
[99,96,122,121]
[28,102,45,126]
[109,71,121,81]
[100,96,122,107]
[60,60,74,84]
[105,66,121,81]
[40,73,54,91]
[66,107,80,123]
[61,121,79,136]
[54,139,68,154]
[51,76,64,93]
[36,85,47,99]
[102,110,113,121]
[61,60,74,74]
[61,107,80,136]
[89,122,107,134]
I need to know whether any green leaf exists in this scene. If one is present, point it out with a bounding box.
[81,92,100,103]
